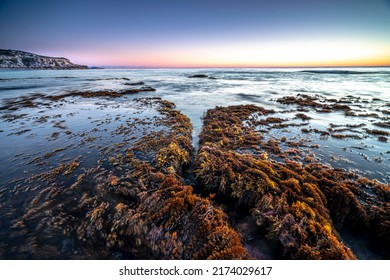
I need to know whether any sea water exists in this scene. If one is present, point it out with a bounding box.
[1,67,389,184]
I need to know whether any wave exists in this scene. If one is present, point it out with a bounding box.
[87,77,130,81]
[54,76,76,79]
[299,70,389,75]
[0,77,45,81]
[0,77,130,82]
[0,85,43,90]
[235,93,262,102]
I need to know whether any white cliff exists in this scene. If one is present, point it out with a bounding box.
[0,49,88,69]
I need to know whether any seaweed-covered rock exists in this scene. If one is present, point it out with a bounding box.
[189,74,209,78]
[0,97,249,259]
[194,105,390,259]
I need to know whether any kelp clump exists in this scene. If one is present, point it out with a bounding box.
[1,97,249,259]
[194,105,390,259]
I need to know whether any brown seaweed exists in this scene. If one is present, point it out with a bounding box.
[1,98,249,260]
[194,105,390,259]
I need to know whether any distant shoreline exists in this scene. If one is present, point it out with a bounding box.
[1,65,389,71]
[83,65,390,69]
[0,49,88,70]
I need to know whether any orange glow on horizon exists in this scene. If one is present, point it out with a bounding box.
[71,39,390,68]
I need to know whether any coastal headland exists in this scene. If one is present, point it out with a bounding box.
[0,49,88,70]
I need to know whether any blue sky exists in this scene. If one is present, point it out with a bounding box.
[1,0,389,66]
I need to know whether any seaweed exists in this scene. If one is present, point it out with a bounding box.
[365,129,389,136]
[194,105,390,259]
[1,97,249,260]
[295,113,312,120]
[277,94,354,113]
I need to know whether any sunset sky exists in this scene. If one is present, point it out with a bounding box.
[1,0,389,67]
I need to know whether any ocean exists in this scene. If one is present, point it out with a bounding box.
[1,67,389,182]
[0,67,389,259]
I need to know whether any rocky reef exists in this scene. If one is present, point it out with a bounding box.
[0,81,389,259]
[189,74,209,78]
[193,105,389,259]
[0,92,248,259]
[188,74,216,79]
[0,49,88,69]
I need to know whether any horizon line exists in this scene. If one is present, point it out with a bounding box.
[89,65,390,69]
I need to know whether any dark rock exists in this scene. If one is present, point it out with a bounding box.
[139,86,156,92]
[125,82,145,86]
[189,74,209,78]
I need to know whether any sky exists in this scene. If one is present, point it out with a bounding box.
[0,0,389,67]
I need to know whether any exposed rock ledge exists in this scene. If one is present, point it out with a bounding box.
[0,49,88,69]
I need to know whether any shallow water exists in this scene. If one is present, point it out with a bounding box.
[0,67,389,260]
[1,67,389,184]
